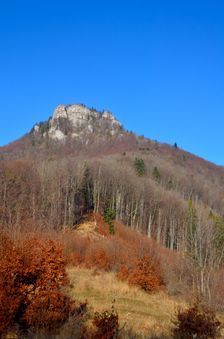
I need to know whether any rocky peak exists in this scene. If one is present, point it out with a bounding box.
[33,104,123,141]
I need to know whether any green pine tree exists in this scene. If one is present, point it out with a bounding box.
[104,207,116,235]
[134,158,146,176]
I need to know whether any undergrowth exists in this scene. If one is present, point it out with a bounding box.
[64,213,165,293]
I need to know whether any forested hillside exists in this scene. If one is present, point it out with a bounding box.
[1,105,224,337]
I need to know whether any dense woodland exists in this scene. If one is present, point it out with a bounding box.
[1,128,224,337]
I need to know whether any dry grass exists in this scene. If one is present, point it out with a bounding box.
[75,220,103,240]
[67,267,186,337]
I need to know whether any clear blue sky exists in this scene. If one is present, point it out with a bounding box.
[1,0,224,165]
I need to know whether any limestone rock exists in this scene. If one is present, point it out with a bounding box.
[35,104,123,141]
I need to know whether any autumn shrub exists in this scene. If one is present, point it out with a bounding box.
[22,291,72,331]
[62,233,90,266]
[67,251,83,266]
[25,301,89,339]
[0,233,75,335]
[172,302,221,338]
[63,214,166,293]
[114,220,143,248]
[117,255,165,292]
[92,305,119,339]
[85,246,111,271]
[128,255,164,292]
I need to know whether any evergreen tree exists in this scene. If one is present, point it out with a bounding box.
[104,207,116,235]
[209,211,224,263]
[134,158,146,176]
[152,166,161,182]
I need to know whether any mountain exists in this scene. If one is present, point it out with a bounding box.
[1,103,224,233]
[1,104,224,217]
[1,103,224,330]
[0,103,131,159]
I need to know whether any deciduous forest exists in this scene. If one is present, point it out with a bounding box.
[1,118,224,338]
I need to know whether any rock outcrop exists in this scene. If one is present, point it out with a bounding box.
[33,104,123,141]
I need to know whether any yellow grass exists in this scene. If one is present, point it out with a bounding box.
[75,221,98,238]
[67,267,186,337]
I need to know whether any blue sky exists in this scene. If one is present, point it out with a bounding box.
[0,0,224,165]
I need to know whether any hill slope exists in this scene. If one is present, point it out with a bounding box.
[67,267,186,337]
[1,104,224,312]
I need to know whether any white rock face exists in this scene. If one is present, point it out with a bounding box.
[34,124,40,132]
[47,104,122,141]
[50,129,66,141]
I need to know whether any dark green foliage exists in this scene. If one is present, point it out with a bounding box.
[81,167,94,212]
[209,212,224,263]
[104,207,116,235]
[172,302,221,338]
[152,166,161,182]
[134,158,146,176]
[30,117,51,136]
[40,122,49,135]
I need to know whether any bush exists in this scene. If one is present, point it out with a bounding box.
[65,214,166,293]
[92,304,119,339]
[118,255,165,292]
[85,247,111,271]
[172,302,221,338]
[57,301,89,339]
[128,255,164,292]
[0,234,74,335]
[23,291,71,331]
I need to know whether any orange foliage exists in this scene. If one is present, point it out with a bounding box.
[126,255,165,292]
[65,214,165,292]
[67,252,82,266]
[85,247,111,271]
[62,233,91,266]
[116,265,129,281]
[23,291,71,331]
[0,234,71,335]
[93,213,110,237]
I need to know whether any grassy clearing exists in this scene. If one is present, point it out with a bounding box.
[67,267,186,337]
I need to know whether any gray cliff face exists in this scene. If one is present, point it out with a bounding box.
[33,104,123,141]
